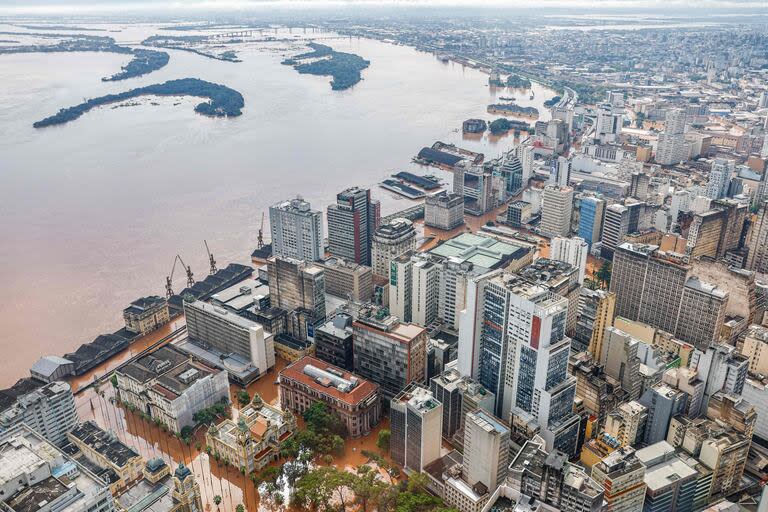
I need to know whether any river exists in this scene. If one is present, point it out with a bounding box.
[0,23,557,387]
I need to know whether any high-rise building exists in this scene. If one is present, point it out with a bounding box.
[314,313,354,371]
[429,366,495,442]
[508,436,605,512]
[0,380,77,446]
[574,288,615,356]
[0,425,117,512]
[462,410,510,490]
[629,172,650,201]
[371,218,417,278]
[705,158,735,200]
[390,384,442,473]
[636,441,699,512]
[317,257,373,302]
[267,256,326,336]
[611,243,726,350]
[183,299,276,384]
[600,327,642,400]
[269,197,323,262]
[352,307,427,402]
[605,400,648,448]
[327,186,380,266]
[591,448,647,512]
[656,109,687,165]
[600,202,646,260]
[594,102,623,144]
[514,142,535,184]
[550,236,588,284]
[552,156,572,188]
[747,200,768,274]
[499,153,525,196]
[425,191,465,230]
[740,324,768,375]
[638,383,688,445]
[517,258,581,336]
[578,196,606,249]
[389,251,440,327]
[675,277,728,351]
[469,272,580,456]
[690,343,749,410]
[540,185,574,237]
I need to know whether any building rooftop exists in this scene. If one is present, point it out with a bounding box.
[119,345,189,384]
[185,300,263,331]
[428,233,529,271]
[0,426,113,512]
[211,279,270,313]
[393,384,440,413]
[280,356,379,407]
[644,455,697,492]
[68,421,139,469]
[468,409,509,436]
[123,296,166,316]
[29,356,73,379]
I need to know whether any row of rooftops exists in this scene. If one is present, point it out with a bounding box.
[66,420,139,469]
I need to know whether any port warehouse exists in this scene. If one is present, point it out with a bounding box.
[380,179,426,199]
[57,263,253,377]
[392,171,441,190]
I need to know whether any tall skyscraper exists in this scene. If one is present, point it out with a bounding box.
[327,187,380,266]
[600,202,646,260]
[371,218,417,278]
[656,109,687,165]
[611,243,727,350]
[390,384,442,473]
[705,158,735,200]
[574,288,615,356]
[514,142,534,184]
[578,196,605,249]
[550,236,588,284]
[540,185,574,238]
[499,153,525,196]
[267,256,327,336]
[747,200,768,274]
[463,272,580,455]
[269,197,323,262]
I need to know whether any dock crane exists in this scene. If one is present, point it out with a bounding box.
[165,255,195,298]
[257,212,265,250]
[204,240,217,275]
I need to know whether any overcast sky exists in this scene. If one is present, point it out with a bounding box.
[2,0,767,15]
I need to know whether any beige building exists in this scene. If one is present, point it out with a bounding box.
[67,421,144,494]
[740,324,768,375]
[605,401,648,448]
[371,218,417,278]
[123,296,170,336]
[540,185,574,238]
[205,394,296,473]
[318,257,373,302]
[591,448,647,512]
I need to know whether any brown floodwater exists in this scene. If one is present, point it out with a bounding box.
[72,353,395,512]
[0,22,557,387]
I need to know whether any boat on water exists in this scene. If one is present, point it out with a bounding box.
[499,96,515,101]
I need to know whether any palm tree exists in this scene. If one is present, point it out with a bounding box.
[213,495,222,511]
[235,505,245,512]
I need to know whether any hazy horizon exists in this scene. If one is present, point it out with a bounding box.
[2,0,768,17]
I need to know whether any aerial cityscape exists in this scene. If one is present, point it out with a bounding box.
[3,1,768,512]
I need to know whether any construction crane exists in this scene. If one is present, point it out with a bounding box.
[204,240,217,275]
[257,212,265,250]
[165,254,195,298]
